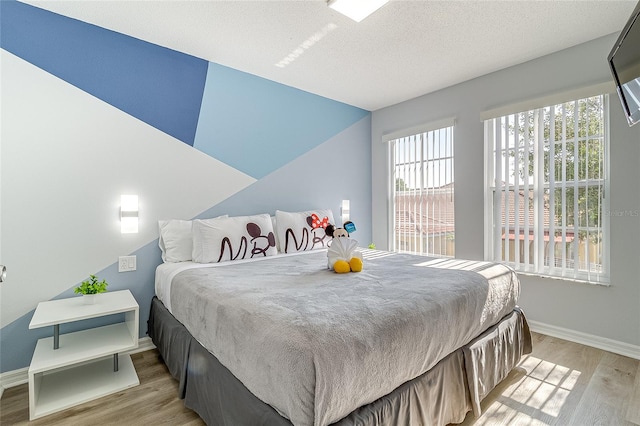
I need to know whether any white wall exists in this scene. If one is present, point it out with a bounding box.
[372,34,640,348]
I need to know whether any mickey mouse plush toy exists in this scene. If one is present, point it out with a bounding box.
[325,221,363,273]
[325,221,353,239]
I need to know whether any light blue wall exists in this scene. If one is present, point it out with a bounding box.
[194,62,370,179]
[0,0,371,373]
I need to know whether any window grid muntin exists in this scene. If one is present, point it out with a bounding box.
[487,95,608,282]
[391,126,454,257]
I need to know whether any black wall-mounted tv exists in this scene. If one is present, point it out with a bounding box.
[608,0,640,127]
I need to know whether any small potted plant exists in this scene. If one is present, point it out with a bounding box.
[74,274,108,304]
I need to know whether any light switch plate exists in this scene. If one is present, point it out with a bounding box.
[118,256,136,272]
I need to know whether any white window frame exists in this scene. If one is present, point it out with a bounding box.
[484,95,610,284]
[385,118,455,257]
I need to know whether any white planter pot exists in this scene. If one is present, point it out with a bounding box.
[83,294,96,305]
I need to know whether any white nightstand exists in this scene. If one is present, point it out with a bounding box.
[28,290,140,420]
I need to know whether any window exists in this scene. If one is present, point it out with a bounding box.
[485,95,609,283]
[389,124,454,257]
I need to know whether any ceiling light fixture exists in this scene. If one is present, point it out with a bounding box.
[328,0,390,23]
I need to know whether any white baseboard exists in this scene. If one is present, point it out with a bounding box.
[128,336,156,355]
[0,366,29,399]
[0,337,157,399]
[528,320,640,360]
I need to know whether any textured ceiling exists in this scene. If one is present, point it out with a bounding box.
[21,0,639,111]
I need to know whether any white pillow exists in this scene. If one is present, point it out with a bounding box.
[158,220,194,263]
[270,215,281,253]
[158,216,227,262]
[192,214,277,263]
[275,209,335,254]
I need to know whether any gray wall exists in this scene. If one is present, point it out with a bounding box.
[372,34,640,347]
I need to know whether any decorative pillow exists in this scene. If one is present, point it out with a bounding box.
[270,215,281,253]
[275,209,335,253]
[158,220,194,263]
[158,216,227,263]
[192,214,277,263]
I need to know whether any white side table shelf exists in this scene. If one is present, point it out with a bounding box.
[28,290,140,420]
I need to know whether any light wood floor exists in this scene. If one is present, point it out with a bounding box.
[1,332,638,425]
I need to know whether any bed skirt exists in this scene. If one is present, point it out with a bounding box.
[147,296,532,426]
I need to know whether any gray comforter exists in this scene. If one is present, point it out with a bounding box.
[168,250,520,426]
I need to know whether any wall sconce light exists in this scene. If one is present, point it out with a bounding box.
[328,0,389,22]
[120,195,138,234]
[341,199,350,224]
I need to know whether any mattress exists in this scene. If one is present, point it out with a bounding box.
[155,249,521,426]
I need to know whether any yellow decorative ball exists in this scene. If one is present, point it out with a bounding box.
[349,258,363,273]
[333,260,351,274]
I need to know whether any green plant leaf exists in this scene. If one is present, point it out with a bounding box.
[74,274,109,295]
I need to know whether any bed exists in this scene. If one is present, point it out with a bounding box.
[148,246,532,426]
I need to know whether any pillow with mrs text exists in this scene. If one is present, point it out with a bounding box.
[275,209,334,254]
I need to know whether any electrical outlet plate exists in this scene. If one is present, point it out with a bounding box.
[118,256,136,272]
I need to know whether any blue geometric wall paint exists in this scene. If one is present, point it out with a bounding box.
[0,0,372,374]
[0,0,208,146]
[197,116,373,240]
[0,116,372,373]
[194,62,370,179]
